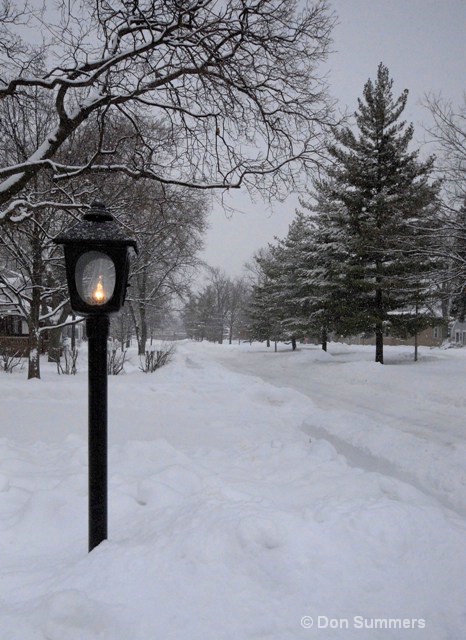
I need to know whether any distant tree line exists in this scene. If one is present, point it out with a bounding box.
[2,6,466,376]
[182,267,251,344]
[0,0,336,379]
[184,66,466,364]
[246,65,465,364]
[0,105,208,378]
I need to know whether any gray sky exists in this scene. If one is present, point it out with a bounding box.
[201,0,466,277]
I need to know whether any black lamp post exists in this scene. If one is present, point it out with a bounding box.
[54,201,137,552]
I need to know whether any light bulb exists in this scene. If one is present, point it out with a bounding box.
[91,275,106,304]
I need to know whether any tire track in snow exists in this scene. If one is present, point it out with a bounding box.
[209,349,466,520]
[302,422,466,519]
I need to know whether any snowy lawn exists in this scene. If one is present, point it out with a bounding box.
[0,340,465,639]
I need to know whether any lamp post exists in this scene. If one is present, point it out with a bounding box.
[54,202,137,552]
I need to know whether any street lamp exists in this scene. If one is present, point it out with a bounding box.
[54,201,137,552]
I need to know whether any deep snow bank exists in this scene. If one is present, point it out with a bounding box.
[0,341,464,639]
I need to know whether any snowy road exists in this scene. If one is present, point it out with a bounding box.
[207,341,466,516]
[1,341,465,639]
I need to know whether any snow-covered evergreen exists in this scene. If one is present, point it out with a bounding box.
[248,246,286,346]
[310,64,441,363]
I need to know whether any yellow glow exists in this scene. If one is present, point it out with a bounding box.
[91,275,106,304]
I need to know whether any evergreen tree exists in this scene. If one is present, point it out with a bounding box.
[313,63,440,363]
[248,247,284,346]
[272,213,316,348]
[270,211,339,349]
[298,196,352,349]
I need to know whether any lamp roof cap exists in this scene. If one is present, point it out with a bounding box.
[53,201,138,251]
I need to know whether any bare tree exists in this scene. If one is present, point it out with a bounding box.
[0,211,71,379]
[0,0,336,221]
[122,181,207,354]
[424,94,466,312]
[0,70,86,378]
[205,266,231,343]
[183,267,250,343]
[425,93,466,207]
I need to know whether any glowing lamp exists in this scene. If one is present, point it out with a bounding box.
[53,202,137,315]
[53,201,137,552]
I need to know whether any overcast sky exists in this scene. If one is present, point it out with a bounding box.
[200,0,466,277]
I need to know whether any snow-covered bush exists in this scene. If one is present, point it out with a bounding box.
[1,350,23,373]
[56,344,79,375]
[139,343,175,373]
[107,347,127,376]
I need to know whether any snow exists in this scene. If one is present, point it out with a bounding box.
[0,340,465,639]
[211,342,466,516]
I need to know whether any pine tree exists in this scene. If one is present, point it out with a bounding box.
[248,247,284,346]
[313,63,440,363]
[271,213,319,348]
[299,192,359,348]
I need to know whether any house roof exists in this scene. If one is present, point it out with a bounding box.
[0,270,26,315]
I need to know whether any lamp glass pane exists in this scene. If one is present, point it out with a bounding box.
[75,251,116,306]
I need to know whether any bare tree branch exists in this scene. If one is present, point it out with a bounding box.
[424,92,466,206]
[0,0,337,220]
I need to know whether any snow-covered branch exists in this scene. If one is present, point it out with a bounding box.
[0,0,336,219]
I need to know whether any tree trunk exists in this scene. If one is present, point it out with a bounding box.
[138,303,148,356]
[28,286,41,379]
[129,303,140,352]
[321,327,327,352]
[375,324,384,364]
[71,313,76,351]
[375,287,384,364]
[414,332,418,362]
[274,340,277,352]
[266,338,270,348]
[291,336,297,351]
[137,271,148,355]
[28,327,41,379]
[47,327,62,364]
[48,302,70,363]
[28,234,42,379]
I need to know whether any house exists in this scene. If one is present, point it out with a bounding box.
[380,323,446,348]
[1,273,27,356]
[60,317,85,345]
[0,272,48,357]
[449,320,466,346]
[335,313,448,348]
[338,323,446,348]
[0,311,32,356]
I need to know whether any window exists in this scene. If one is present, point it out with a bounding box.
[0,315,28,336]
[11,316,22,335]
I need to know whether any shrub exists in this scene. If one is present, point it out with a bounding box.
[107,347,127,375]
[56,344,79,375]
[139,342,175,373]
[1,349,23,373]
